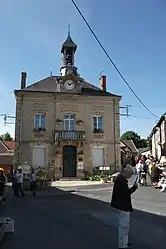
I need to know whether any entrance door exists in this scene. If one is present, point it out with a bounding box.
[63,146,77,177]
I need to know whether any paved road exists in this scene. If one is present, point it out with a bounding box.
[61,182,166,216]
[1,184,166,249]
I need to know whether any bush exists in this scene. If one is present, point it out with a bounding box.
[89,175,101,181]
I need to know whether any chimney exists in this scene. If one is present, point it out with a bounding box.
[100,75,106,91]
[21,72,27,89]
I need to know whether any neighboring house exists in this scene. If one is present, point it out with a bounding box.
[14,31,122,179]
[0,140,15,173]
[150,112,166,160]
[120,140,138,166]
[138,147,151,157]
[121,140,138,156]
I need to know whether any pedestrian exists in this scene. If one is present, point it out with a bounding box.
[131,155,136,167]
[11,170,19,197]
[0,170,6,204]
[142,161,148,186]
[111,165,138,249]
[151,163,161,185]
[30,168,37,196]
[135,160,143,184]
[17,169,25,198]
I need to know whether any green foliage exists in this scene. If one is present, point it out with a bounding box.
[121,131,147,148]
[1,132,13,141]
[89,175,101,181]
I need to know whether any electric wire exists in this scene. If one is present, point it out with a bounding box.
[71,0,159,119]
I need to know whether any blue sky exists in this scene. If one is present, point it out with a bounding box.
[0,0,166,138]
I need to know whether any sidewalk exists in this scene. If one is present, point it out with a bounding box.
[51,180,104,187]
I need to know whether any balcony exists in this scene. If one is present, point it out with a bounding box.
[55,130,85,140]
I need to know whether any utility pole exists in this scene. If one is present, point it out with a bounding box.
[119,105,131,117]
[113,99,117,171]
[0,114,15,125]
[113,104,131,172]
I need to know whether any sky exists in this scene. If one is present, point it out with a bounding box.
[0,0,166,139]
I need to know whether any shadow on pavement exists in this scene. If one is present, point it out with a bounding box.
[0,186,166,249]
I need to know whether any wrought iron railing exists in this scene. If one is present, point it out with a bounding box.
[55,130,85,140]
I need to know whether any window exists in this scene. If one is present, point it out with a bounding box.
[33,147,45,168]
[93,116,103,133]
[34,113,46,130]
[64,114,75,131]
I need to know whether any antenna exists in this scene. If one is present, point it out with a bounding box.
[98,69,104,78]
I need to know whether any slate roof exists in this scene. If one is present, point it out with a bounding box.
[138,147,150,154]
[61,34,77,53]
[121,140,138,153]
[14,76,121,98]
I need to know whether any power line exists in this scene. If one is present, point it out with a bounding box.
[118,105,157,120]
[71,0,159,119]
[122,114,157,120]
[117,113,156,120]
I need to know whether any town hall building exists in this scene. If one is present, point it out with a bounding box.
[14,30,121,179]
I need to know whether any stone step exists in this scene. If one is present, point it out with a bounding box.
[59,178,81,181]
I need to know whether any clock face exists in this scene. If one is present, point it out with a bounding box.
[64,80,75,90]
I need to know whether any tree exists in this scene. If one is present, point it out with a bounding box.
[121,131,147,149]
[1,132,13,141]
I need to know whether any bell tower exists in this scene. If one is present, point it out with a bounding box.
[60,26,78,76]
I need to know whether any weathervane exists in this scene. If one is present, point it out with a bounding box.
[68,24,71,36]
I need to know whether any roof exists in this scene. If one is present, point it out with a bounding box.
[81,87,120,97]
[138,147,150,154]
[0,140,15,154]
[150,112,166,138]
[121,140,138,153]
[3,141,15,150]
[61,33,77,53]
[14,75,121,98]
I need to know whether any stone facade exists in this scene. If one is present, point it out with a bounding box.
[14,90,121,178]
[14,32,121,179]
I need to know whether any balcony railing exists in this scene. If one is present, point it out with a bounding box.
[55,130,85,140]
